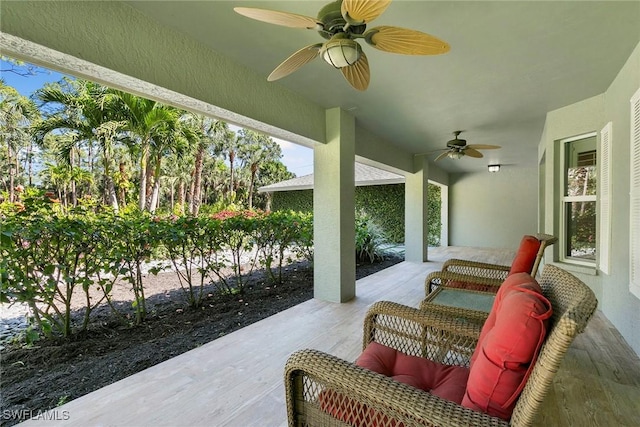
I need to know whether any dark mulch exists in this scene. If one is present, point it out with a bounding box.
[0,254,403,426]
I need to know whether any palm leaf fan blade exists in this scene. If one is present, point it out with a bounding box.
[365,26,450,55]
[268,44,323,81]
[467,144,501,150]
[435,151,449,161]
[341,52,370,91]
[341,0,392,24]
[233,7,321,29]
[464,148,484,158]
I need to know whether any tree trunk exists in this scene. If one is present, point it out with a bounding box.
[170,183,175,211]
[248,163,258,210]
[145,161,154,210]
[27,141,33,187]
[149,180,160,213]
[148,155,163,213]
[105,175,119,212]
[70,150,77,207]
[118,162,127,207]
[229,150,235,195]
[178,181,186,215]
[71,179,78,207]
[138,145,148,211]
[187,169,195,214]
[8,145,16,202]
[190,145,205,216]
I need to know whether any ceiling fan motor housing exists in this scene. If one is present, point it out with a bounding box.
[317,0,366,39]
[447,138,467,149]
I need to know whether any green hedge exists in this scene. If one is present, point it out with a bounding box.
[271,183,442,245]
[1,205,313,339]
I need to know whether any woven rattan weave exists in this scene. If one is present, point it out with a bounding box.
[284,265,597,426]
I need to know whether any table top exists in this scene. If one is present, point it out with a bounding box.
[425,287,495,313]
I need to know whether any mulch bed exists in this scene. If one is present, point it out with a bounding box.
[0,255,403,426]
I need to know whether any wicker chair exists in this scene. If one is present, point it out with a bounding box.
[284,265,597,427]
[425,234,557,294]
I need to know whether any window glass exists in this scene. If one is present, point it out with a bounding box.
[565,201,596,260]
[561,134,597,264]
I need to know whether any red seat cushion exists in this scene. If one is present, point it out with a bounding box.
[356,341,469,403]
[508,235,541,276]
[462,273,552,420]
[319,342,469,426]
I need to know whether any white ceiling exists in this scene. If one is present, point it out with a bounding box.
[126,1,640,173]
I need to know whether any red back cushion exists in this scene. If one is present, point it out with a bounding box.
[462,273,552,420]
[508,235,541,276]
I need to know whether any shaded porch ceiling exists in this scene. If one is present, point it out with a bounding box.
[124,1,640,173]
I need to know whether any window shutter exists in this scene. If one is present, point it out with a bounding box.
[599,122,612,275]
[630,88,640,298]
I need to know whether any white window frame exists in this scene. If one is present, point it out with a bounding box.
[630,88,640,299]
[559,132,598,266]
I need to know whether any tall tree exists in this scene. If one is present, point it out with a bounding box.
[183,115,230,215]
[33,79,124,211]
[112,92,182,212]
[255,160,295,210]
[0,81,39,201]
[146,115,197,213]
[236,129,282,209]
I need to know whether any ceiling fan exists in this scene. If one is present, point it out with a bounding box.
[234,0,450,91]
[418,131,501,161]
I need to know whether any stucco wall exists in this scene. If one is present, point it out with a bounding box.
[539,42,640,355]
[449,167,538,248]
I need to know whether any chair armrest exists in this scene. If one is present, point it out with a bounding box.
[425,270,504,294]
[442,258,511,280]
[285,349,509,427]
[363,301,482,367]
[418,298,490,325]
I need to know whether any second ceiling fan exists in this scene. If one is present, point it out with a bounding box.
[418,131,501,161]
[234,0,450,90]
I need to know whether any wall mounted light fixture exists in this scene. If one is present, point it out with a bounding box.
[488,164,501,173]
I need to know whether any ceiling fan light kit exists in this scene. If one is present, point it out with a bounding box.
[234,0,450,90]
[321,36,362,68]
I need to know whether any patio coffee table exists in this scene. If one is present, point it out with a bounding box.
[420,287,495,364]
[423,287,495,314]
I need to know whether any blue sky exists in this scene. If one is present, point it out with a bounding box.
[1,58,313,177]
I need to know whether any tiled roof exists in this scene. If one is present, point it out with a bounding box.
[258,163,404,193]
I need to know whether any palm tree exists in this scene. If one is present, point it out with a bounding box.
[0,80,39,201]
[33,79,125,211]
[112,91,183,212]
[182,114,230,215]
[237,129,282,209]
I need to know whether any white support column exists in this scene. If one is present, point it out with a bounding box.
[405,156,429,262]
[313,108,356,302]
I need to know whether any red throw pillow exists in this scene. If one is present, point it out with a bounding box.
[470,273,543,366]
[462,275,552,420]
[508,235,541,276]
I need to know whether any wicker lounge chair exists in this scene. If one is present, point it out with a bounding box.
[425,234,557,294]
[284,265,597,427]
